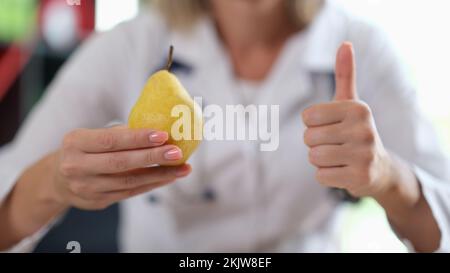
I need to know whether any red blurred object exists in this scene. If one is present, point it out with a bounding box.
[77,0,96,38]
[38,0,95,40]
[0,0,95,102]
[0,46,30,102]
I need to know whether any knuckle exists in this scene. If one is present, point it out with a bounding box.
[131,131,141,146]
[108,154,128,171]
[145,150,157,165]
[303,129,315,147]
[302,109,312,124]
[303,131,310,146]
[69,181,88,195]
[315,170,324,183]
[356,126,375,144]
[308,148,317,165]
[62,130,80,150]
[302,107,318,126]
[59,161,80,177]
[351,103,371,120]
[123,175,137,188]
[360,148,376,164]
[315,170,329,186]
[161,167,175,178]
[97,131,116,150]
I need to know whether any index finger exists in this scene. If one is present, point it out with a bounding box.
[302,101,349,127]
[68,127,169,153]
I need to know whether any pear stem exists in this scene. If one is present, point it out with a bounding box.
[166,45,174,71]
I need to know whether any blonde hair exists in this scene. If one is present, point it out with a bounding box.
[150,0,324,30]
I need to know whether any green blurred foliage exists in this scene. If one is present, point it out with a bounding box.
[0,0,37,43]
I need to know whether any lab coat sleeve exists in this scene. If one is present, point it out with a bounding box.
[353,23,450,252]
[0,20,140,252]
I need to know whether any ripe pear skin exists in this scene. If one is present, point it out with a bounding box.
[128,70,203,165]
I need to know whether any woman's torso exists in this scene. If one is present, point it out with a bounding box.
[111,2,352,252]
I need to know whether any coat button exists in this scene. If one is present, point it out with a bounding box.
[148,194,160,204]
[202,188,216,202]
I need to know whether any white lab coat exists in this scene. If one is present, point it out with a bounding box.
[1,0,449,252]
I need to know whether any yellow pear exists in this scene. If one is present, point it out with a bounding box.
[128,46,203,165]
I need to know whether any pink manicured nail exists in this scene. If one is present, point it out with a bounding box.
[164,148,182,161]
[149,132,168,143]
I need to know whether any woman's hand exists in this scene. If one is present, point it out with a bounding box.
[302,43,441,252]
[53,126,191,210]
[303,101,393,198]
[302,43,393,198]
[0,125,191,250]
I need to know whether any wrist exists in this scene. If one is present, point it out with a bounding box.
[35,152,70,209]
[371,153,398,200]
[11,153,69,239]
[372,153,421,217]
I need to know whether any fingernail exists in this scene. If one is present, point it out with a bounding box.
[149,132,167,143]
[164,148,182,161]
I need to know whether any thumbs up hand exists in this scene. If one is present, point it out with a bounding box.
[302,42,393,198]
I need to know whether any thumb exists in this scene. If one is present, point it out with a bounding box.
[334,42,357,101]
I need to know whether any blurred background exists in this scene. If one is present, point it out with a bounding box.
[0,0,449,252]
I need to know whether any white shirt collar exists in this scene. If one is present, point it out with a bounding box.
[167,0,346,75]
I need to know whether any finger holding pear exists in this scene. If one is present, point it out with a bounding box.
[302,43,395,198]
[52,126,191,210]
